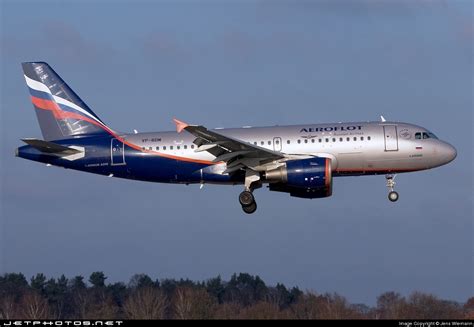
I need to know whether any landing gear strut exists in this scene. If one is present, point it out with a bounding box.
[240,170,260,214]
[386,174,399,202]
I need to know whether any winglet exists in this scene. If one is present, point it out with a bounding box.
[173,118,189,133]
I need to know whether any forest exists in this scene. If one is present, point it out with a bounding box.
[0,272,472,319]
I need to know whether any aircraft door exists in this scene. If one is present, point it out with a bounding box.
[273,137,282,152]
[383,125,399,151]
[111,138,126,165]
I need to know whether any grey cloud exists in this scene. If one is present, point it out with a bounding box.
[142,32,187,61]
[38,21,116,63]
[257,0,438,16]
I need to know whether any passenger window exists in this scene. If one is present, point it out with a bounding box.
[339,137,343,142]
[191,145,194,149]
[332,138,336,142]
[268,141,271,145]
[361,136,364,141]
[148,147,152,150]
[156,146,159,150]
[275,140,280,144]
[297,140,301,144]
[311,139,315,143]
[184,145,187,149]
[287,140,290,144]
[261,141,264,145]
[177,146,180,150]
[142,147,145,150]
[170,146,173,150]
[346,137,350,141]
[254,142,257,145]
[304,139,308,144]
[368,136,371,141]
[319,139,322,143]
[415,132,422,140]
[325,138,329,143]
[163,146,166,150]
[353,137,357,141]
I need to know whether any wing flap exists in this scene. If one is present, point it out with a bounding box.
[213,150,252,163]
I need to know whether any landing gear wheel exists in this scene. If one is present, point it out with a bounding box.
[239,191,255,207]
[242,201,257,214]
[388,191,399,202]
[385,174,399,202]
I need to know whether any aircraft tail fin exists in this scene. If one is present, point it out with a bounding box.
[21,62,111,141]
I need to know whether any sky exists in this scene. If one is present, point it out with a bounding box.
[0,0,472,305]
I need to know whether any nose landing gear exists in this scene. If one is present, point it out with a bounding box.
[386,174,399,202]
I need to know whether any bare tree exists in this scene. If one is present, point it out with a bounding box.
[73,289,90,319]
[238,301,284,319]
[71,288,118,319]
[123,287,168,319]
[0,295,17,319]
[19,291,50,319]
[404,292,462,319]
[289,292,320,319]
[213,302,241,319]
[173,287,192,319]
[172,287,216,319]
[266,288,285,308]
[376,291,406,319]
[464,297,474,319]
[289,292,363,319]
[86,290,119,319]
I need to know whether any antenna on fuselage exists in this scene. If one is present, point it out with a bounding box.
[380,115,386,122]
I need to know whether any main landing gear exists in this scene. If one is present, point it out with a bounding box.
[239,170,260,214]
[239,190,257,214]
[386,174,399,202]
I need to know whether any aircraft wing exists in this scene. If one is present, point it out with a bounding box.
[173,119,285,173]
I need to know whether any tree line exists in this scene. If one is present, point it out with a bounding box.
[0,272,472,319]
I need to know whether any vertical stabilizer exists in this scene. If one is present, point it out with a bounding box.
[22,62,110,140]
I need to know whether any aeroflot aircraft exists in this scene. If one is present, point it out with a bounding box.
[17,62,457,214]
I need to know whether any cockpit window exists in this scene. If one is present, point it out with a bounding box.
[416,132,438,140]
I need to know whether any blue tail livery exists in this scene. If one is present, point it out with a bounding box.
[22,62,110,140]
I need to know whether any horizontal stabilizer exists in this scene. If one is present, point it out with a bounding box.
[21,138,81,155]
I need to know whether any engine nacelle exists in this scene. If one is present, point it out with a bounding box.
[264,157,332,199]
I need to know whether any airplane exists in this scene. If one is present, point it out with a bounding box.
[16,62,457,214]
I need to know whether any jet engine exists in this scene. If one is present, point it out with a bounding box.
[264,157,332,199]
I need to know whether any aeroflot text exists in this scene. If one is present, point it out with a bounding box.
[300,126,363,133]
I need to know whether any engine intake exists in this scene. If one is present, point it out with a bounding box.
[265,157,332,198]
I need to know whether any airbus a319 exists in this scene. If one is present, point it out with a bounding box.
[16,62,457,214]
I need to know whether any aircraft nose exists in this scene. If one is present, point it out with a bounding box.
[440,142,457,164]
